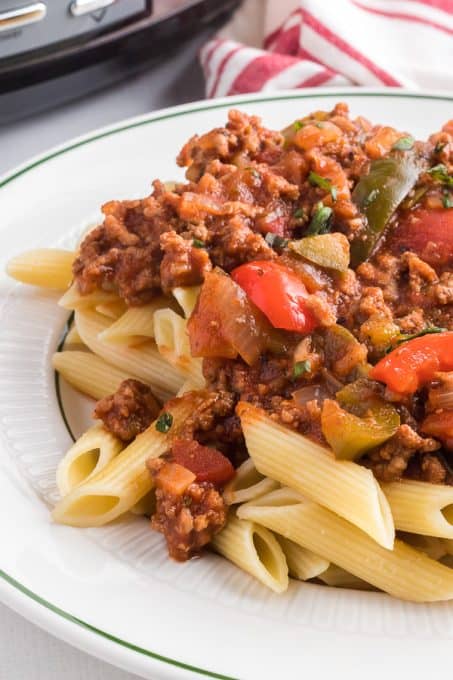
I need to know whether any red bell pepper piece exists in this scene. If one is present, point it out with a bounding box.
[370,332,453,394]
[231,260,317,333]
[171,439,235,485]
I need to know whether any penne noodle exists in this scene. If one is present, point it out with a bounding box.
[444,539,453,556]
[318,565,373,591]
[75,308,186,402]
[237,402,394,549]
[176,378,202,396]
[57,424,124,496]
[172,286,200,319]
[398,533,447,560]
[52,393,198,527]
[62,324,84,349]
[211,514,288,593]
[59,283,121,311]
[53,351,135,401]
[7,249,75,290]
[277,536,329,581]
[223,458,279,505]
[95,300,128,320]
[237,488,453,602]
[383,480,453,539]
[153,308,205,388]
[98,297,177,345]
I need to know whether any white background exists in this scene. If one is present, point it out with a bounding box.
[0,31,206,680]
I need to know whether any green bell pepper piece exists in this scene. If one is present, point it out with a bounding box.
[289,233,350,271]
[350,152,423,266]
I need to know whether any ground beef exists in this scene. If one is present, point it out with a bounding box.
[203,355,325,441]
[73,105,400,307]
[179,390,247,467]
[148,458,227,561]
[364,424,440,483]
[93,379,160,442]
[159,231,212,293]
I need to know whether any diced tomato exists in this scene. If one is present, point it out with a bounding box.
[231,260,317,334]
[370,332,453,395]
[171,439,235,485]
[421,410,453,450]
[391,209,453,257]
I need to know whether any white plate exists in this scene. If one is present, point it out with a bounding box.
[1,89,452,680]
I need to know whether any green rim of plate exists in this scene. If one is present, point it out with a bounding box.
[0,90,452,680]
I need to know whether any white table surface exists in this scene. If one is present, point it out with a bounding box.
[0,33,206,680]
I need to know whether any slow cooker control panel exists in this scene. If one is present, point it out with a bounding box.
[0,0,149,60]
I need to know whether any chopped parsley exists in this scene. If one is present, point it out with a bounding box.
[442,191,453,209]
[265,233,289,249]
[294,208,305,219]
[245,166,261,180]
[427,164,453,187]
[386,326,446,353]
[306,203,333,235]
[293,120,304,131]
[434,141,446,154]
[192,238,206,248]
[155,412,173,433]
[392,136,414,151]
[308,172,337,201]
[293,360,311,378]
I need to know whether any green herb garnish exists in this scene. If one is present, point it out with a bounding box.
[442,191,453,208]
[192,238,206,248]
[385,326,446,353]
[427,164,453,187]
[434,141,446,154]
[293,360,311,378]
[392,137,414,151]
[156,412,173,433]
[265,233,289,249]
[294,208,305,219]
[309,172,337,201]
[306,203,332,235]
[315,122,325,129]
[293,121,304,131]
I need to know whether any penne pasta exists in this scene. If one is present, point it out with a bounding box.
[59,283,121,311]
[211,514,288,593]
[223,458,279,505]
[52,393,198,527]
[7,249,75,290]
[444,540,453,556]
[52,351,134,401]
[62,324,83,349]
[277,536,329,581]
[75,308,186,402]
[318,565,373,591]
[153,308,205,387]
[172,286,200,319]
[237,488,453,602]
[95,300,128,320]
[398,533,447,560]
[237,402,394,549]
[98,297,177,345]
[56,424,124,496]
[383,480,453,539]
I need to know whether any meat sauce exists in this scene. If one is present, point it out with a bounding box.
[85,103,452,560]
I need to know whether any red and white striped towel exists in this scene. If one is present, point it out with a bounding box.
[200,0,453,98]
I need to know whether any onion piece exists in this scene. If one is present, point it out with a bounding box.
[292,384,330,407]
[187,268,274,365]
